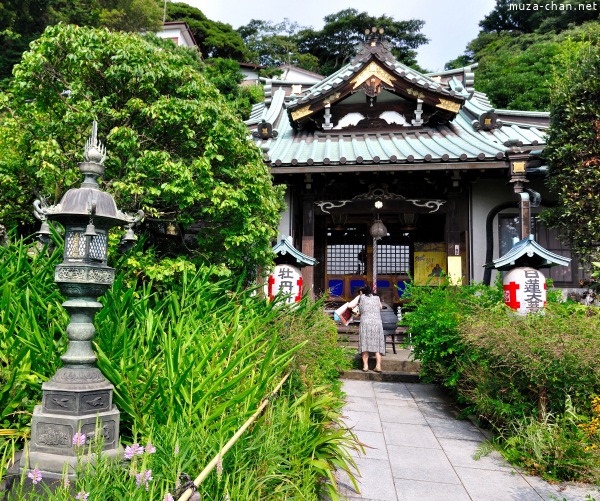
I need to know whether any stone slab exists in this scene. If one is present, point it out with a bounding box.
[372,382,413,401]
[394,478,471,501]
[343,396,378,413]
[350,430,388,460]
[416,402,459,420]
[387,444,461,484]
[342,380,376,398]
[337,457,398,501]
[378,405,427,425]
[342,410,383,433]
[454,466,544,501]
[381,422,440,449]
[439,438,513,471]
[405,383,454,404]
[425,416,487,441]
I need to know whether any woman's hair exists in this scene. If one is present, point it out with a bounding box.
[359,285,373,296]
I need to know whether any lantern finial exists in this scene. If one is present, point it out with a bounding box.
[84,120,106,164]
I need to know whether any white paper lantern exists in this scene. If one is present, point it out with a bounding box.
[503,267,546,315]
[264,264,303,304]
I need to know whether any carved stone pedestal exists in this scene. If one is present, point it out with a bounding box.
[20,367,122,478]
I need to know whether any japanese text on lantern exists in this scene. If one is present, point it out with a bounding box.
[265,265,303,304]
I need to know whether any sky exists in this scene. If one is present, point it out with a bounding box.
[183,0,497,72]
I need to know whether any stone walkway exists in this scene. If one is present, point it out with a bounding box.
[337,379,600,501]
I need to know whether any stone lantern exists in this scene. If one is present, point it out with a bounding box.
[21,122,143,479]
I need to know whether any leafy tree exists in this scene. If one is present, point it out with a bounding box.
[0,25,284,273]
[541,33,600,266]
[166,2,250,60]
[0,0,163,82]
[204,57,265,119]
[446,19,600,111]
[480,0,599,34]
[238,19,319,72]
[296,8,428,75]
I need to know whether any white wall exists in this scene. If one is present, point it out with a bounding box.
[470,177,552,284]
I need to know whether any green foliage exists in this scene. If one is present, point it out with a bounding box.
[237,19,320,73]
[238,8,428,77]
[204,58,265,119]
[480,0,599,34]
[542,31,600,266]
[166,2,250,60]
[499,399,599,482]
[296,9,428,75]
[0,24,284,273]
[445,0,600,111]
[402,280,503,390]
[0,237,359,498]
[404,279,600,482]
[0,0,163,82]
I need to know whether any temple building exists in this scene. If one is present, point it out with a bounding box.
[246,29,584,303]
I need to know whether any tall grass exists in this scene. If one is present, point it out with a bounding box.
[0,237,357,499]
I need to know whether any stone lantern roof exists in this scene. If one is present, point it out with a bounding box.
[272,236,318,267]
[484,234,571,271]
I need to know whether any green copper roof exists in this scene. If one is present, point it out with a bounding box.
[272,237,318,267]
[484,234,571,270]
[246,43,548,169]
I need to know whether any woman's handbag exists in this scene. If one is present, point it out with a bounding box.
[334,303,353,326]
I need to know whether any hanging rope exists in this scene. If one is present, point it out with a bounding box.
[177,372,291,501]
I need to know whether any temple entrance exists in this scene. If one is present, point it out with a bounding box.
[317,212,446,303]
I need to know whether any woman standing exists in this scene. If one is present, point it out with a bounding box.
[349,285,385,372]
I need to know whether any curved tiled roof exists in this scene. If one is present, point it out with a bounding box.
[246,50,548,169]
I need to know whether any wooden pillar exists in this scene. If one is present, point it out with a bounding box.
[301,193,315,298]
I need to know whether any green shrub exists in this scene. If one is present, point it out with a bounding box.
[403,279,600,482]
[0,237,358,498]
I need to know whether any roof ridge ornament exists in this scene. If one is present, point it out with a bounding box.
[84,121,107,165]
[81,121,107,189]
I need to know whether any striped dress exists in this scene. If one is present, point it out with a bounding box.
[357,295,385,355]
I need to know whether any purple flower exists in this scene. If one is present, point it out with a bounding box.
[75,491,89,501]
[135,469,153,491]
[144,440,156,454]
[163,494,174,501]
[73,432,86,447]
[124,443,144,460]
[28,467,42,484]
[216,456,223,478]
[63,476,70,489]
[174,444,179,456]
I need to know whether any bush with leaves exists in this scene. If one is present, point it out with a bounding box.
[0,236,359,498]
[0,24,284,275]
[542,31,600,267]
[404,279,600,481]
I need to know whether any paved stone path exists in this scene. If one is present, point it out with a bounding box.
[337,379,599,501]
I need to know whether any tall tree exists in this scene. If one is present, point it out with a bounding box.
[0,0,163,82]
[0,25,283,273]
[166,2,250,60]
[445,0,600,111]
[296,9,428,75]
[542,34,600,266]
[237,18,319,72]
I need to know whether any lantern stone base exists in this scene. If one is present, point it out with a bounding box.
[19,368,122,478]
